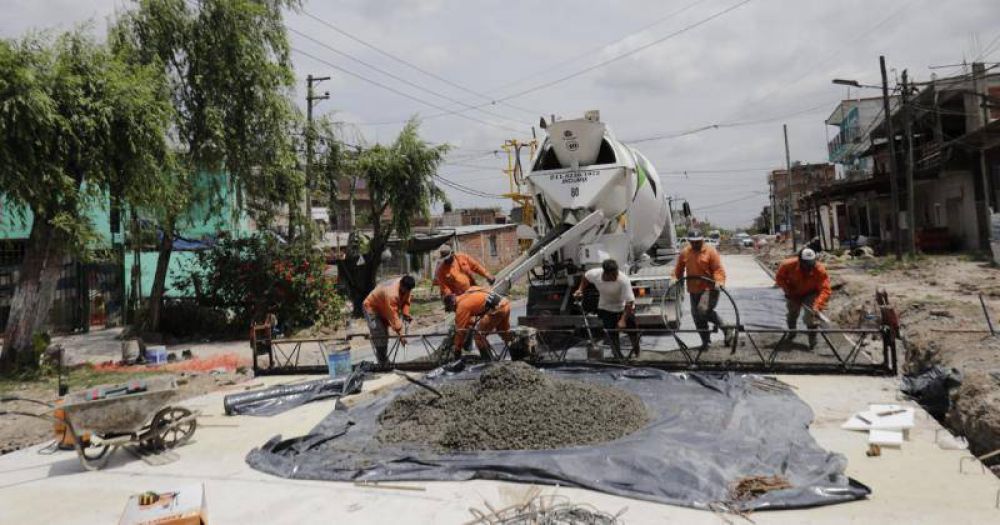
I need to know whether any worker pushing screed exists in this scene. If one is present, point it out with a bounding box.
[363,275,415,368]
[775,248,832,349]
[574,259,640,359]
[434,244,494,297]
[673,230,732,351]
[444,286,516,361]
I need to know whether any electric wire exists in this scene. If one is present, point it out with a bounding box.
[288,28,525,133]
[363,0,752,126]
[299,8,540,118]
[291,46,523,135]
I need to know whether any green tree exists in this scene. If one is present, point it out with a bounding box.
[0,31,173,371]
[111,0,301,332]
[339,119,448,314]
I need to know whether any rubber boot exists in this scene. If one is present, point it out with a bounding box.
[807,332,818,350]
[628,335,641,360]
[722,326,735,347]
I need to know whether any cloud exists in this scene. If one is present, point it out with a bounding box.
[5,0,1000,226]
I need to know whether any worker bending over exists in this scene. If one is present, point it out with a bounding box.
[573,259,640,359]
[673,230,731,350]
[444,286,513,361]
[775,248,831,349]
[363,275,415,367]
[434,244,494,297]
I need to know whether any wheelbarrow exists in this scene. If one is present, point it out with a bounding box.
[0,375,197,470]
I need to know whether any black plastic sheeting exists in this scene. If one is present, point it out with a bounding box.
[901,366,963,419]
[224,372,364,417]
[247,364,869,510]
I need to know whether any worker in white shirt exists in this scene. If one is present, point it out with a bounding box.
[573,259,640,359]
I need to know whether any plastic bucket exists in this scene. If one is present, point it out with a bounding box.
[327,350,351,378]
[147,345,167,365]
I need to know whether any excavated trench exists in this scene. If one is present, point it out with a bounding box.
[376,362,650,451]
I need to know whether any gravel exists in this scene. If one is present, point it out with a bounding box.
[376,362,650,451]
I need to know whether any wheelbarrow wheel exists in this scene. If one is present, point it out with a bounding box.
[81,444,110,461]
[149,407,196,450]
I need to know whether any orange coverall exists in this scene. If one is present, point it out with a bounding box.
[453,286,511,351]
[775,258,832,311]
[673,244,726,293]
[363,279,412,333]
[435,253,492,297]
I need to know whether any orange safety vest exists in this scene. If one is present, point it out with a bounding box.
[775,258,832,310]
[673,244,726,293]
[363,278,412,333]
[435,253,490,296]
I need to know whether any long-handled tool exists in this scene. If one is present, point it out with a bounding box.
[576,297,612,360]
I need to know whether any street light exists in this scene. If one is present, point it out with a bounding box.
[832,78,861,88]
[832,79,883,90]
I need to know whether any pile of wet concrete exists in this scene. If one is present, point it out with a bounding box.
[376,362,650,451]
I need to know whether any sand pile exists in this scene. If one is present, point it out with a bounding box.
[376,362,649,451]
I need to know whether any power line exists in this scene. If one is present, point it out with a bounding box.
[493,0,752,104]
[299,8,540,118]
[290,46,523,135]
[365,0,751,126]
[435,174,505,199]
[486,0,713,94]
[287,27,525,133]
[623,99,834,144]
[691,191,768,211]
[726,0,917,124]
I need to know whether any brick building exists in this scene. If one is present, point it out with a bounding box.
[376,223,520,281]
[769,162,836,239]
[435,207,507,227]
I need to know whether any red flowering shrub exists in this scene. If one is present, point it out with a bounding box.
[179,235,345,330]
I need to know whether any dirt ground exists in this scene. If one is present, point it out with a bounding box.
[0,368,250,455]
[377,362,649,451]
[758,243,1000,462]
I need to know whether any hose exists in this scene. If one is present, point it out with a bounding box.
[660,275,742,353]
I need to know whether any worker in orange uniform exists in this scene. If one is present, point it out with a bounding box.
[673,230,731,350]
[444,286,514,361]
[363,275,416,368]
[775,248,831,349]
[434,244,494,297]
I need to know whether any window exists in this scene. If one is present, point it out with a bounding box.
[489,235,498,257]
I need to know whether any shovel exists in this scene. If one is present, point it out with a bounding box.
[576,297,602,359]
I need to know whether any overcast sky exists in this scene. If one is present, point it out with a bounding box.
[3,0,999,227]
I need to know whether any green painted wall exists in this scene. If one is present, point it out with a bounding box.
[1,173,251,298]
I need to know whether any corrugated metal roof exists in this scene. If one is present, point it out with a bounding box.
[447,223,517,235]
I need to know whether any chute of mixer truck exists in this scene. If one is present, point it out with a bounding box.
[491,110,680,330]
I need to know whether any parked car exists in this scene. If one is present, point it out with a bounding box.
[734,232,753,248]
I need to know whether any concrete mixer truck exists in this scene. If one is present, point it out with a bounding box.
[492,110,680,330]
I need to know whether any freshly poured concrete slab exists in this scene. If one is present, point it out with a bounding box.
[2,254,996,524]
[0,373,997,524]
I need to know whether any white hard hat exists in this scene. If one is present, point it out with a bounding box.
[800,248,817,262]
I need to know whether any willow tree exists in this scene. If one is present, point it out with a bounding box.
[339,119,449,314]
[111,0,301,331]
[0,32,173,371]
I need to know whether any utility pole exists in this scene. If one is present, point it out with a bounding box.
[972,62,993,250]
[783,124,796,251]
[769,173,776,235]
[305,74,330,241]
[901,69,917,257]
[880,55,903,261]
